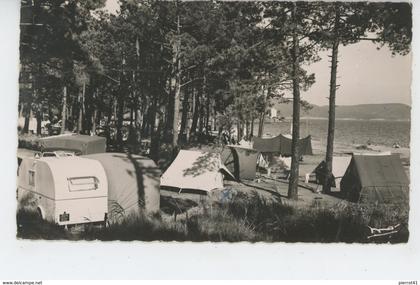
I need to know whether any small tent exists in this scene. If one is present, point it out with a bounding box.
[252,135,280,152]
[221,145,259,180]
[84,153,161,223]
[253,134,313,156]
[160,150,235,194]
[257,154,291,170]
[312,156,352,188]
[340,154,409,204]
[39,134,106,155]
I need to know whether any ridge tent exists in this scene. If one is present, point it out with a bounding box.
[39,134,106,155]
[257,154,291,170]
[340,154,409,204]
[252,135,280,153]
[312,156,352,189]
[84,153,161,223]
[253,134,313,156]
[160,150,235,194]
[221,145,259,180]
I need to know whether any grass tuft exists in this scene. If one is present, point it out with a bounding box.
[16,192,409,243]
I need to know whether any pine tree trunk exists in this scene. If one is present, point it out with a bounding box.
[237,121,241,143]
[198,99,205,134]
[107,98,113,125]
[190,86,200,140]
[250,117,254,137]
[82,83,86,132]
[92,88,99,135]
[323,6,340,194]
[141,107,149,138]
[190,74,204,139]
[179,87,190,142]
[23,113,30,134]
[22,101,31,134]
[36,108,42,136]
[205,81,210,135]
[116,92,124,149]
[48,105,53,123]
[113,98,117,123]
[150,112,162,163]
[106,97,113,142]
[150,97,159,161]
[69,101,74,131]
[116,55,126,149]
[135,108,141,129]
[130,106,134,128]
[78,83,85,133]
[61,86,67,134]
[32,85,43,135]
[172,68,181,149]
[92,109,97,136]
[257,111,265,137]
[172,14,181,151]
[287,3,301,200]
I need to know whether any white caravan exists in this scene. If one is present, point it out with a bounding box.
[17,156,108,226]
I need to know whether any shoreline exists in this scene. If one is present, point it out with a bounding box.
[270,117,411,122]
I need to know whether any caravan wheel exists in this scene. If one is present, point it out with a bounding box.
[36,207,43,221]
[102,213,108,228]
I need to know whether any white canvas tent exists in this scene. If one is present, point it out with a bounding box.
[160,150,235,194]
[84,153,161,223]
[257,154,291,170]
[312,156,352,189]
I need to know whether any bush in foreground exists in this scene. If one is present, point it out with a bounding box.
[16,192,409,243]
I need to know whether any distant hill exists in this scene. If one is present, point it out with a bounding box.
[273,103,411,121]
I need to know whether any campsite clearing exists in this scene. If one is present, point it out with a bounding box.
[167,137,410,211]
[16,135,410,242]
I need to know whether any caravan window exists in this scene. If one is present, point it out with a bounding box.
[28,170,35,186]
[67,176,98,192]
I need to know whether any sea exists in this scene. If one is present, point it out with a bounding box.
[256,118,411,148]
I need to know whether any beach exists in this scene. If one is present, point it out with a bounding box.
[260,119,411,148]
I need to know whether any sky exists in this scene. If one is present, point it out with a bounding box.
[302,41,412,106]
[105,0,412,107]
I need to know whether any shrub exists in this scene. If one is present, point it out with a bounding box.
[16,208,72,240]
[185,209,262,242]
[216,192,409,243]
[81,213,189,241]
[16,192,409,243]
[18,134,41,150]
